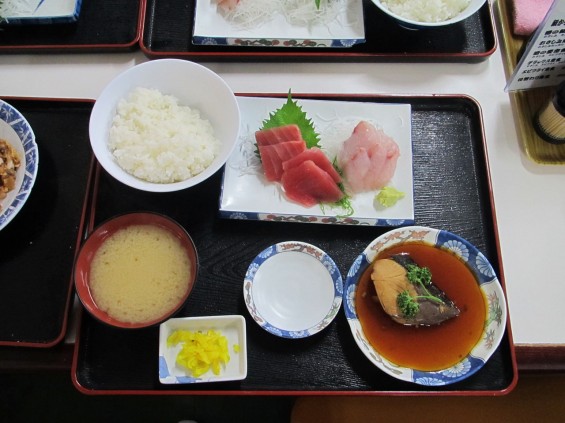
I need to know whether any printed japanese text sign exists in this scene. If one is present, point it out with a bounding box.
[506,0,565,92]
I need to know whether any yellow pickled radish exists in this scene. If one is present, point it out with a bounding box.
[167,329,231,377]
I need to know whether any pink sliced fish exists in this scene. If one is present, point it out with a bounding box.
[281,160,344,208]
[337,121,400,193]
[258,140,306,182]
[217,0,240,12]
[282,147,341,184]
[255,125,303,147]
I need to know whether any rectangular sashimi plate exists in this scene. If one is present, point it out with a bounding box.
[192,0,365,48]
[219,96,414,226]
[0,0,82,25]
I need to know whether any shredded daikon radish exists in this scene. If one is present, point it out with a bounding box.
[220,0,344,29]
[0,0,37,17]
[222,0,280,29]
[282,0,344,27]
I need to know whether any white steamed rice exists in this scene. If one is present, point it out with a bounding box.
[381,0,470,23]
[108,87,220,184]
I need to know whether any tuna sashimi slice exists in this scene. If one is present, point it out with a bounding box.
[258,140,307,182]
[255,124,303,147]
[281,160,344,208]
[282,147,341,184]
[337,121,400,193]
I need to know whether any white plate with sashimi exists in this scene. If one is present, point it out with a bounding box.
[220,94,414,226]
[192,0,365,48]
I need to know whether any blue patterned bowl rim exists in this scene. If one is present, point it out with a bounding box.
[0,100,38,231]
[243,241,343,339]
[343,225,507,386]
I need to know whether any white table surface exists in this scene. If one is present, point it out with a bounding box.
[0,39,564,348]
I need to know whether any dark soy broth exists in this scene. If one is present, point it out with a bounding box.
[356,242,486,371]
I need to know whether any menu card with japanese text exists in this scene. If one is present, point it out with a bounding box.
[506,0,565,92]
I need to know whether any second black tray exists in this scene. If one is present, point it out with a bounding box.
[141,0,496,62]
[0,98,93,347]
[72,94,516,395]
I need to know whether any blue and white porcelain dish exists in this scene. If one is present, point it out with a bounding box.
[0,100,38,231]
[220,96,414,226]
[0,0,82,25]
[343,226,507,386]
[244,241,343,338]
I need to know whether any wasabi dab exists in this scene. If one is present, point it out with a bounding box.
[375,186,405,208]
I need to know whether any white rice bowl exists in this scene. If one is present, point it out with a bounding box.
[108,87,221,184]
[371,0,486,27]
[89,59,240,192]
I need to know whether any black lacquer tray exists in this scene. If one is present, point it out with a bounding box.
[0,0,142,53]
[72,94,517,395]
[140,0,496,62]
[0,98,93,347]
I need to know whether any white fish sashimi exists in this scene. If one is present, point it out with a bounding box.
[337,121,400,193]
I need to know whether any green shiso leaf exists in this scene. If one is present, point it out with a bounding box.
[315,0,321,9]
[260,91,320,149]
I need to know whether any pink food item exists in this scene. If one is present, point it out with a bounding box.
[282,147,341,184]
[281,160,344,208]
[337,121,400,193]
[217,0,240,12]
[255,124,303,147]
[512,0,552,36]
[258,140,307,182]
[256,124,307,181]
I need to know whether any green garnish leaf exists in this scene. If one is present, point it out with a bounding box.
[406,264,432,286]
[261,91,320,149]
[315,0,321,9]
[397,290,419,318]
[397,263,445,317]
[332,160,353,215]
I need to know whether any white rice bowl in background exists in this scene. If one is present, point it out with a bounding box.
[371,0,486,28]
[89,59,240,192]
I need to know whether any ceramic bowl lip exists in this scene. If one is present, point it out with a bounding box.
[243,240,343,339]
[0,99,39,231]
[88,58,240,193]
[370,0,487,28]
[74,211,198,329]
[343,225,507,385]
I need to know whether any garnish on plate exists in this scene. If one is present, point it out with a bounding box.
[375,186,405,208]
[260,91,320,148]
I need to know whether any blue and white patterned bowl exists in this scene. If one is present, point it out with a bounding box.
[244,241,343,339]
[0,100,38,231]
[344,226,507,385]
